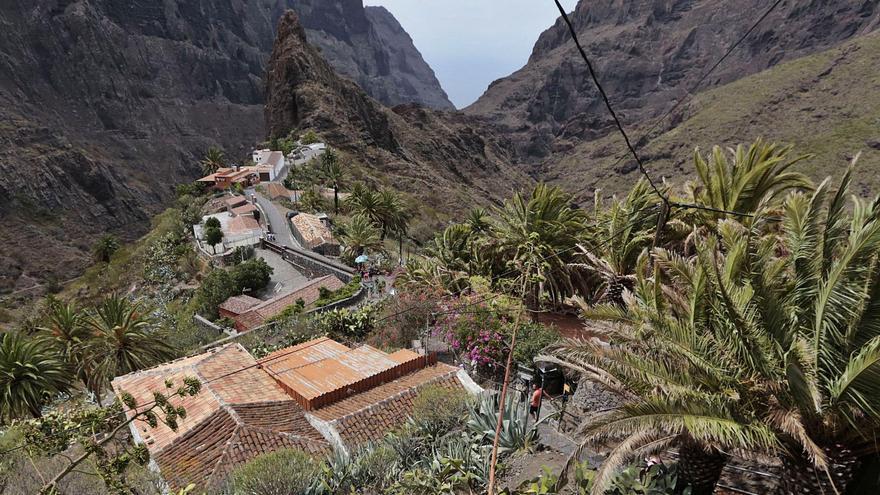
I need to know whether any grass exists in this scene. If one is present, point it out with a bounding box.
[550,30,880,199]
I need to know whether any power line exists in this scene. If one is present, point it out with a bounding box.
[552,0,668,206]
[597,0,786,200]
[552,0,787,219]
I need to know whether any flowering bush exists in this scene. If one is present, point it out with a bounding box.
[367,288,443,350]
[434,294,508,371]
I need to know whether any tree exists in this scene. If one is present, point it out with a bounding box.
[39,298,88,362]
[491,183,587,309]
[205,226,224,254]
[346,183,382,226]
[338,214,383,264]
[547,167,880,495]
[300,130,320,145]
[0,333,72,421]
[230,258,273,293]
[686,138,812,221]
[569,180,658,305]
[83,295,175,399]
[321,148,344,214]
[194,269,238,319]
[20,377,201,494]
[93,234,120,263]
[205,216,221,230]
[201,147,226,175]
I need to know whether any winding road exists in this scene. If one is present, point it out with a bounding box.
[248,187,300,249]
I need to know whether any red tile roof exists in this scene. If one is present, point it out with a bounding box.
[234,275,345,331]
[224,195,248,208]
[231,203,258,216]
[218,295,262,316]
[265,182,292,201]
[258,337,434,410]
[291,213,337,249]
[311,363,463,447]
[111,344,328,492]
[226,216,261,235]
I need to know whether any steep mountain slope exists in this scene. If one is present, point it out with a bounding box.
[466,0,880,167]
[548,29,880,200]
[0,0,449,295]
[295,0,453,109]
[265,11,532,226]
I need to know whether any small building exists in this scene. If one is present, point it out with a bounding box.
[288,143,326,164]
[221,275,346,332]
[224,195,248,211]
[111,338,479,491]
[265,182,293,202]
[230,203,258,218]
[198,165,274,189]
[290,212,340,256]
[253,149,285,178]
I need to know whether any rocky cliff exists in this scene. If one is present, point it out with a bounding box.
[294,0,454,109]
[0,0,450,294]
[264,11,531,226]
[466,0,880,168]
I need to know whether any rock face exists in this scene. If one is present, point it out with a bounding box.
[264,11,531,223]
[294,1,454,110]
[0,0,450,294]
[466,0,880,165]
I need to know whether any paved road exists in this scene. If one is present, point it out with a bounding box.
[249,188,300,249]
[253,248,309,298]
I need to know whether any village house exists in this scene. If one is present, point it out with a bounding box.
[197,165,275,189]
[290,212,341,256]
[111,338,479,492]
[265,182,293,202]
[288,142,326,163]
[252,149,286,177]
[194,211,263,254]
[218,275,346,332]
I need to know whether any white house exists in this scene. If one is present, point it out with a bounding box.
[288,143,326,165]
[252,149,285,179]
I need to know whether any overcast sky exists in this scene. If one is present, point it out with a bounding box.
[364,0,578,109]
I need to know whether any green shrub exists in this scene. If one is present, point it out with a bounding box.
[230,258,273,293]
[300,130,320,145]
[312,276,361,308]
[512,322,559,366]
[312,304,376,341]
[204,217,221,229]
[93,234,120,263]
[226,448,320,495]
[410,385,471,439]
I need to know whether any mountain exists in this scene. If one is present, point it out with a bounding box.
[295,0,454,110]
[466,0,880,176]
[546,29,880,201]
[264,11,531,227]
[0,0,449,295]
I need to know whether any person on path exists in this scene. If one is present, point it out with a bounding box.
[530,383,544,420]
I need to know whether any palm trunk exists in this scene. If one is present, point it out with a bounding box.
[776,443,860,495]
[676,436,729,495]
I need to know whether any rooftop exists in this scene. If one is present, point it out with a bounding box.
[258,337,429,410]
[224,195,249,208]
[111,344,329,491]
[291,212,336,249]
[226,216,261,235]
[265,182,292,201]
[218,294,263,316]
[233,275,345,331]
[231,203,258,216]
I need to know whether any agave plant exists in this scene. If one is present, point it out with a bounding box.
[467,392,541,455]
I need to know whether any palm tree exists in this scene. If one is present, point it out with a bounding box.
[92,234,120,263]
[570,180,659,305]
[83,295,174,399]
[466,207,491,233]
[346,183,382,226]
[39,299,88,362]
[0,333,72,420]
[549,166,880,494]
[338,214,383,264]
[687,138,812,220]
[201,147,226,175]
[321,148,344,214]
[490,183,587,309]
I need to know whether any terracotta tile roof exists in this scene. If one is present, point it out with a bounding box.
[234,276,345,331]
[226,216,261,235]
[259,337,434,410]
[311,363,463,447]
[111,344,328,492]
[224,195,248,208]
[265,182,292,201]
[231,203,258,216]
[291,213,337,249]
[218,295,262,316]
